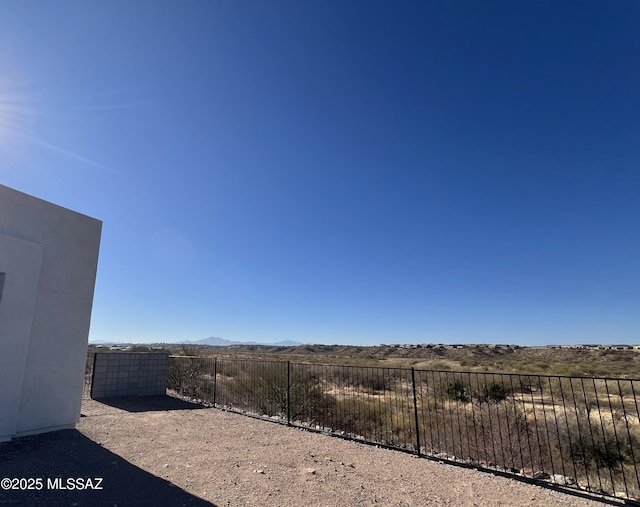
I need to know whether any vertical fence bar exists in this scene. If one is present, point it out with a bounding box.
[593,378,615,493]
[522,375,533,473]
[530,376,545,476]
[287,361,291,426]
[557,378,577,482]
[605,379,628,497]
[568,378,587,486]
[438,371,447,456]
[629,380,640,497]
[89,352,98,399]
[411,368,421,456]
[617,379,637,497]
[580,377,601,493]
[468,371,479,465]
[474,372,486,465]
[212,356,218,407]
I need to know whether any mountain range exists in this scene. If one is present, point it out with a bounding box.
[182,336,303,347]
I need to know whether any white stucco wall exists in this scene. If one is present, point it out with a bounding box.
[0,185,102,441]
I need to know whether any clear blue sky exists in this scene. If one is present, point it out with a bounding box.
[1,1,638,346]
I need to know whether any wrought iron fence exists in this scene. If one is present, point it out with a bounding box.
[167,356,640,501]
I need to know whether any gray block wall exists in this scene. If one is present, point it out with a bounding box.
[91,352,168,398]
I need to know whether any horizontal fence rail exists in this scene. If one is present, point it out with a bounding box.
[166,356,640,501]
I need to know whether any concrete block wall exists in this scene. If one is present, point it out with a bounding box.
[91,353,169,398]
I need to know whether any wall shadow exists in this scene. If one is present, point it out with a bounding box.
[0,429,216,507]
[90,394,205,413]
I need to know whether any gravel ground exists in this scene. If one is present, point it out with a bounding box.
[0,396,619,507]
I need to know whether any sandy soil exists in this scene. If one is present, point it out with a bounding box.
[1,396,616,507]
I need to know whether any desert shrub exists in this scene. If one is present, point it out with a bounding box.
[521,393,640,497]
[167,356,213,400]
[357,371,392,393]
[418,372,536,468]
[215,360,288,417]
[85,352,95,375]
[332,398,381,440]
[419,400,469,459]
[475,382,507,404]
[289,365,336,424]
[321,365,399,395]
[616,380,637,398]
[512,376,534,394]
[533,361,550,371]
[215,361,336,424]
[217,359,240,378]
[178,345,201,356]
[446,380,469,402]
[217,361,287,416]
[464,400,532,470]
[332,397,415,449]
[563,406,640,469]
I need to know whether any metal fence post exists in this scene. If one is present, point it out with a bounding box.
[89,352,98,399]
[213,356,218,407]
[411,367,421,456]
[287,361,291,426]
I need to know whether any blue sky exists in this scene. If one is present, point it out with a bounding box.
[1,1,638,346]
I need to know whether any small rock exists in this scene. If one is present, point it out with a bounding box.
[551,474,576,486]
[163,464,169,468]
[306,468,317,475]
[532,471,550,480]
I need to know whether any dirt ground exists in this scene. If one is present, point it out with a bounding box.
[0,396,620,506]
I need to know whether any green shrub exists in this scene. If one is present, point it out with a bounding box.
[446,380,469,402]
[475,382,507,404]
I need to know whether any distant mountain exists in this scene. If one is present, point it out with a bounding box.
[192,336,242,346]
[192,336,302,347]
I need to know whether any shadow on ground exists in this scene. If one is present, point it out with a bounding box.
[0,429,215,507]
[90,394,205,413]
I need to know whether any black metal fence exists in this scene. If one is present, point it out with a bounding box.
[167,356,640,501]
